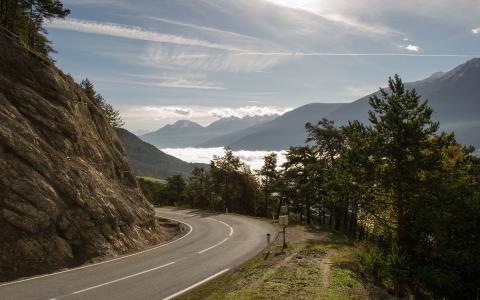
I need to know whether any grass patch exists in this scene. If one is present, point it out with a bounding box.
[331,265,359,288]
[178,229,381,300]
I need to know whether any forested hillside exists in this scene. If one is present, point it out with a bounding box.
[116,128,209,178]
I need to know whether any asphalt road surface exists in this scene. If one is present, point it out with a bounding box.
[0,208,276,300]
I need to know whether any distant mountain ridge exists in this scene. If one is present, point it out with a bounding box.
[207,58,480,150]
[140,115,279,147]
[199,103,345,149]
[116,128,208,178]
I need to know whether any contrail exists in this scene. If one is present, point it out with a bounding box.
[233,52,477,58]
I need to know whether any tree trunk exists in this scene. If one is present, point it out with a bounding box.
[28,0,33,47]
[349,211,357,237]
[343,208,349,233]
[0,0,4,26]
[10,0,17,32]
[306,196,311,224]
[224,174,229,212]
[264,190,268,217]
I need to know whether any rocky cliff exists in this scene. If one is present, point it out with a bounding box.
[0,28,172,282]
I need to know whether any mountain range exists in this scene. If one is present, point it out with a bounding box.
[141,115,278,148]
[116,128,208,178]
[204,58,480,150]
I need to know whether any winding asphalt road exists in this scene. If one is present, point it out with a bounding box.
[0,208,276,300]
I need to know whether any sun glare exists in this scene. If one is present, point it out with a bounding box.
[266,0,324,14]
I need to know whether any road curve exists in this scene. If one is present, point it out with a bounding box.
[0,208,276,300]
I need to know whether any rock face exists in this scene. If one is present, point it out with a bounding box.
[0,29,170,282]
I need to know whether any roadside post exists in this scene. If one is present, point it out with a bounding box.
[279,211,288,249]
[266,233,271,253]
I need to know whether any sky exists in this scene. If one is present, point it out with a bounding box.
[46,0,480,132]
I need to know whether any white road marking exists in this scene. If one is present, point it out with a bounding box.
[197,238,229,254]
[0,213,193,287]
[162,211,197,217]
[71,262,175,295]
[162,268,230,300]
[207,217,234,236]
[197,218,234,254]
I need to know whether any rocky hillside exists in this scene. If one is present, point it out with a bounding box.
[0,28,173,282]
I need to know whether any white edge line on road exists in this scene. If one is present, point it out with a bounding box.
[162,268,230,300]
[207,217,234,236]
[72,261,175,295]
[196,218,234,254]
[0,213,193,288]
[197,238,229,254]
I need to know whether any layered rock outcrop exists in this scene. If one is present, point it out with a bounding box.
[0,28,171,282]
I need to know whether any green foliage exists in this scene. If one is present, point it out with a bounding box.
[252,75,480,299]
[0,0,70,58]
[165,174,186,206]
[177,75,479,299]
[180,148,260,215]
[258,152,278,217]
[79,78,125,128]
[137,177,166,205]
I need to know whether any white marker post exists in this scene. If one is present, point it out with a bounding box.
[266,233,271,253]
[279,215,288,249]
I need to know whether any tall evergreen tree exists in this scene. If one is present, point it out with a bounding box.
[211,148,242,212]
[368,75,440,253]
[259,153,278,217]
[79,78,124,128]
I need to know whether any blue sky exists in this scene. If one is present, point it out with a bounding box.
[46,0,480,132]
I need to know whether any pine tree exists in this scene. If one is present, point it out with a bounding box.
[79,78,124,128]
[259,153,278,217]
[367,74,440,254]
[212,148,242,212]
[166,174,186,205]
[0,0,69,57]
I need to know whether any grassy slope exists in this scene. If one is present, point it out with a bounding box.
[137,176,166,184]
[178,226,393,300]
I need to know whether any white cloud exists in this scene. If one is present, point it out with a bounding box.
[143,46,288,73]
[143,106,193,117]
[208,106,292,119]
[97,73,225,90]
[161,147,287,170]
[473,27,480,34]
[266,0,324,14]
[144,16,278,48]
[298,1,480,23]
[404,44,421,52]
[46,18,243,51]
[266,1,401,36]
[321,13,401,36]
